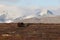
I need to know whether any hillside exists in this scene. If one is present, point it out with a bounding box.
[13,16,60,23]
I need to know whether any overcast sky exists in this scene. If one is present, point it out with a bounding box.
[0,0,60,7]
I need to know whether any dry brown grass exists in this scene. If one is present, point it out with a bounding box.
[0,23,60,40]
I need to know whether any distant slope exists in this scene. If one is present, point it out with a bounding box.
[13,16,60,23]
[40,16,60,23]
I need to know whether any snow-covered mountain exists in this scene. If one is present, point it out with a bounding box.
[0,5,60,23]
[11,9,55,23]
[39,9,53,16]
